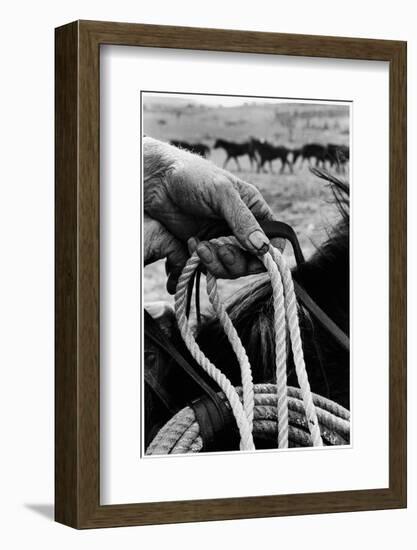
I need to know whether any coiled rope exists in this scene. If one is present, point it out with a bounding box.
[146,384,350,455]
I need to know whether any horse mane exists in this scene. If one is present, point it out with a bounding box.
[195,170,350,408]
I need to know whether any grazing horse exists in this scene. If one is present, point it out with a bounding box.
[251,138,293,174]
[298,143,327,168]
[144,173,350,448]
[170,140,210,158]
[213,138,257,171]
[326,144,350,172]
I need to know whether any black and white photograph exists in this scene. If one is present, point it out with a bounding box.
[142,92,351,455]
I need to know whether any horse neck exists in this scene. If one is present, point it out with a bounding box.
[292,231,349,334]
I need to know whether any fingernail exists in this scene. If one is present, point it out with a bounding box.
[219,246,235,265]
[248,230,270,252]
[197,244,213,263]
[188,237,199,254]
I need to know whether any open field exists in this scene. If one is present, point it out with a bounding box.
[143,96,349,310]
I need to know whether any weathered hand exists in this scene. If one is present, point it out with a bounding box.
[143,214,188,270]
[143,137,284,292]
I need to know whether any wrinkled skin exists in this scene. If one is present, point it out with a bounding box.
[143,137,284,293]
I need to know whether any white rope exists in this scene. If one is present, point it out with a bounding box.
[175,254,255,451]
[269,246,323,446]
[205,237,255,430]
[206,272,255,430]
[174,236,323,450]
[259,252,289,448]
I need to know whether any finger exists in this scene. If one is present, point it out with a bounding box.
[217,244,249,278]
[196,242,266,279]
[216,182,270,255]
[232,177,275,221]
[217,245,268,277]
[166,237,206,293]
[167,269,182,295]
[162,234,189,295]
[187,236,200,255]
[233,179,286,252]
[196,241,230,278]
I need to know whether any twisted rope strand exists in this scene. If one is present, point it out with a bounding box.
[269,246,323,446]
[204,236,255,430]
[259,252,289,448]
[175,253,255,451]
[206,272,255,429]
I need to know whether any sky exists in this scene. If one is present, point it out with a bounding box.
[143,91,350,109]
[144,92,258,108]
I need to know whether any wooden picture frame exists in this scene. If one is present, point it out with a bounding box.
[55,20,407,528]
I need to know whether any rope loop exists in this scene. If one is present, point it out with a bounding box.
[174,236,323,450]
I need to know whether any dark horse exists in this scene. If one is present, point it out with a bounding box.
[297,143,328,168]
[144,172,349,448]
[170,140,210,158]
[213,138,257,171]
[251,138,293,174]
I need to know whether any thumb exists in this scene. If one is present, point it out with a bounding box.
[218,185,270,255]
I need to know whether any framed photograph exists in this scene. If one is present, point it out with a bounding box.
[55,20,406,528]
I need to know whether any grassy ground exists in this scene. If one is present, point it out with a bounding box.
[143,97,349,310]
